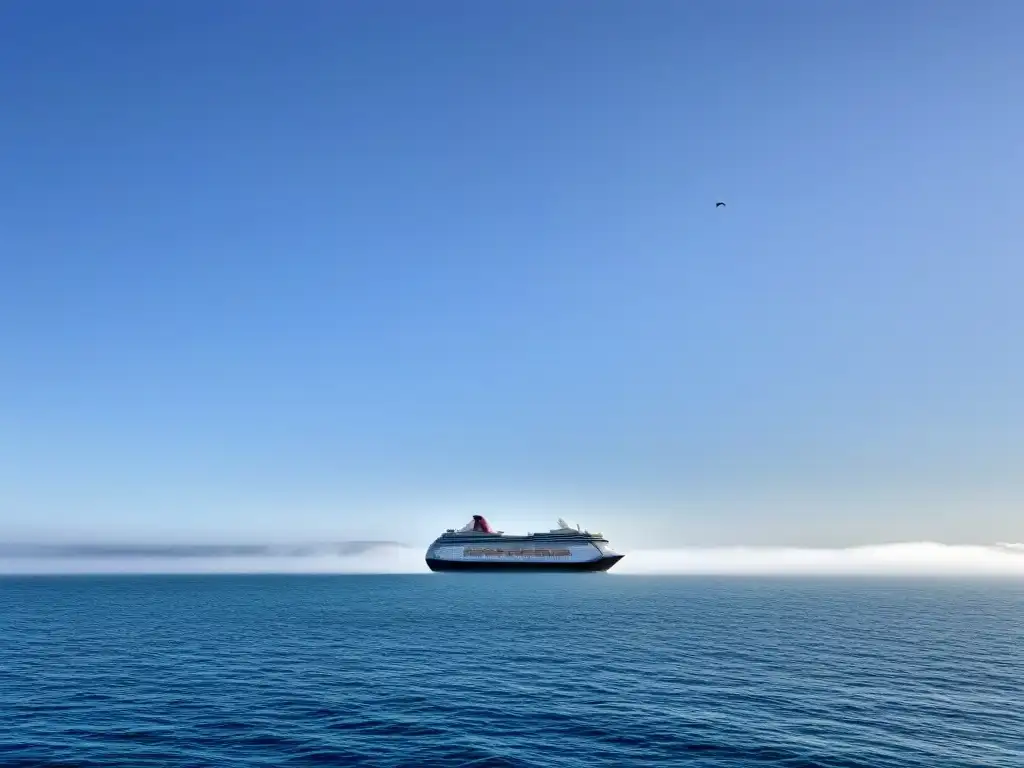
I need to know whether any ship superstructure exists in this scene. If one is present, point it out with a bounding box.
[425,516,623,572]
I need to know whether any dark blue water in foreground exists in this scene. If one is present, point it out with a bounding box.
[1,576,1022,767]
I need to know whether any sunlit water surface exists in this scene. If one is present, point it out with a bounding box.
[1,575,1021,767]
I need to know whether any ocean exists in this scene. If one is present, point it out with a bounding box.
[1,575,1021,767]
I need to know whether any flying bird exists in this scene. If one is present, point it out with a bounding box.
[716,201,726,208]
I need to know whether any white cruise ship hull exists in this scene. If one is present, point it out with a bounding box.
[426,553,623,572]
[425,516,624,573]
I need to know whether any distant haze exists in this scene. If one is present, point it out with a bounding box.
[0,541,423,575]
[3,541,1024,577]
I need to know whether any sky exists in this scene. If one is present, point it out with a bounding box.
[1,1,1023,554]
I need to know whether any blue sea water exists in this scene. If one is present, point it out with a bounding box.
[1,575,1022,767]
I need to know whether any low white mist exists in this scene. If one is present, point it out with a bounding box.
[614,542,1024,576]
[2,542,1024,576]
[0,544,429,575]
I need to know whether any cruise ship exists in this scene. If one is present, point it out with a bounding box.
[425,516,624,572]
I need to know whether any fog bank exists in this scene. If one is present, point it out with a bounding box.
[2,541,1022,576]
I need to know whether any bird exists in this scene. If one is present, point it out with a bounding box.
[715,201,726,208]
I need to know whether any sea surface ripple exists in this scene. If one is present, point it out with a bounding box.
[1,575,1022,767]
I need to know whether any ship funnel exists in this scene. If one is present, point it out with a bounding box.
[471,515,494,533]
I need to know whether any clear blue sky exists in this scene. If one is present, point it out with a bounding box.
[2,1,1022,548]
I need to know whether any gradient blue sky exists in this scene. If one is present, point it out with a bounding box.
[2,1,1022,549]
